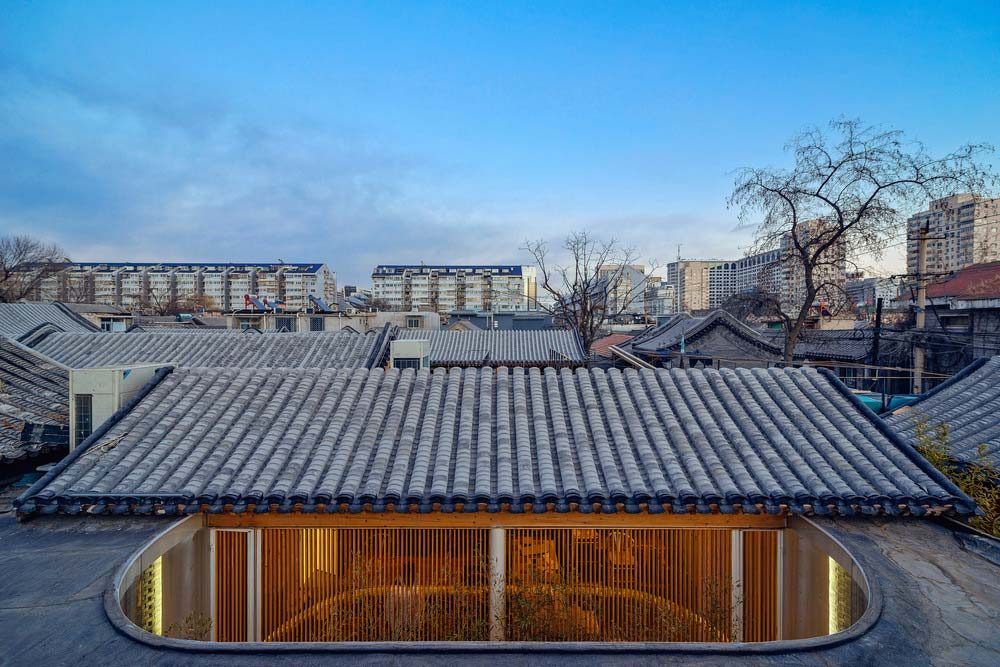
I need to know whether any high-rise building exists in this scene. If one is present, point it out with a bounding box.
[906,194,1000,275]
[735,249,783,296]
[667,224,846,315]
[29,262,336,312]
[596,264,649,314]
[779,218,848,311]
[666,260,735,312]
[371,265,538,314]
[643,277,675,317]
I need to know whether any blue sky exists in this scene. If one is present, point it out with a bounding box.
[1,1,998,285]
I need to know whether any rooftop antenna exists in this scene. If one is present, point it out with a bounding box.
[676,244,682,263]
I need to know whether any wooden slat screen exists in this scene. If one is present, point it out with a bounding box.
[742,530,778,641]
[214,530,248,642]
[260,528,490,642]
[504,528,734,642]
[212,526,781,643]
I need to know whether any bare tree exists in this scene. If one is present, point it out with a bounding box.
[523,232,656,353]
[137,289,214,316]
[0,234,69,302]
[729,119,995,362]
[367,297,393,312]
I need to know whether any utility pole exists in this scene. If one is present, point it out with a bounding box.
[912,226,928,394]
[870,297,884,408]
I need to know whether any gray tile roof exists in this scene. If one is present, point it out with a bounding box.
[631,310,907,363]
[393,329,586,366]
[885,356,1000,466]
[130,315,225,330]
[759,328,908,363]
[27,330,383,369]
[59,302,128,315]
[15,365,973,517]
[0,339,69,464]
[0,302,100,339]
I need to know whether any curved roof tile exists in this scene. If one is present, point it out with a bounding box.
[16,366,974,517]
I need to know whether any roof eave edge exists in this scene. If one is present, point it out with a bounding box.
[13,365,176,519]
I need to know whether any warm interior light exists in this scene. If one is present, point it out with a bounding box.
[828,556,850,635]
[139,556,163,636]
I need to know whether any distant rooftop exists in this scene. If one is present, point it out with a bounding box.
[373,264,526,275]
[52,262,329,274]
[927,261,1000,300]
[0,302,101,340]
[27,329,386,369]
[393,328,585,367]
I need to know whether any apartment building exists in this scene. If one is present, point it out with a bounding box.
[666,260,732,312]
[643,278,675,317]
[596,264,649,314]
[779,219,848,311]
[735,249,783,295]
[906,194,1000,275]
[667,230,845,315]
[371,265,538,314]
[29,262,336,312]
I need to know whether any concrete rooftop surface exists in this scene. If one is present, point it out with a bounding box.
[0,513,998,666]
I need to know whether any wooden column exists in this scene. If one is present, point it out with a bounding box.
[731,529,744,642]
[489,526,506,641]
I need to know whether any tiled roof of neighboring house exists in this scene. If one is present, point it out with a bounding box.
[129,315,227,330]
[0,302,101,339]
[927,261,1000,299]
[759,328,908,363]
[0,339,69,465]
[631,310,906,363]
[590,333,635,358]
[26,330,385,369]
[885,356,1000,466]
[58,302,129,315]
[15,365,974,517]
[630,311,782,356]
[393,329,586,367]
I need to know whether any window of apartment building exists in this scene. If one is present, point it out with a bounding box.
[406,316,423,328]
[75,394,93,444]
[275,316,295,332]
[310,317,324,332]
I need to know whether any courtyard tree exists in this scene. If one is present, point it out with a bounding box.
[0,234,69,303]
[523,231,655,353]
[729,119,995,362]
